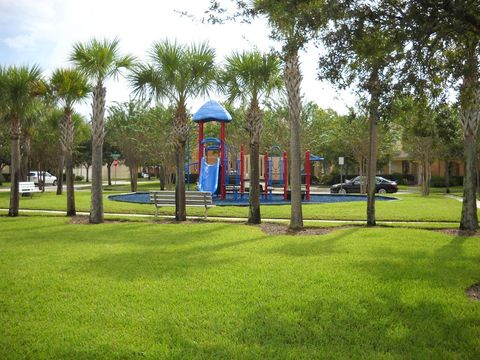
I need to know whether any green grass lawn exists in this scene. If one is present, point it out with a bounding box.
[1,216,479,358]
[0,190,468,223]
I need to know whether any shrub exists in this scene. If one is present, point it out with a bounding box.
[75,175,84,182]
[430,175,464,187]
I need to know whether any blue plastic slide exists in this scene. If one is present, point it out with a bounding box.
[198,157,220,194]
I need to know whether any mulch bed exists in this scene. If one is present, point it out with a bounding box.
[435,229,480,237]
[259,222,353,236]
[466,283,480,301]
[69,216,136,225]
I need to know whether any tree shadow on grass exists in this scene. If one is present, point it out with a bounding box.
[353,233,480,288]
[72,234,268,281]
[231,291,480,358]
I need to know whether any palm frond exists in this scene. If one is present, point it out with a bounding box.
[70,37,134,83]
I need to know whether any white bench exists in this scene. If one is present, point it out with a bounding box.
[19,181,40,197]
[150,191,215,218]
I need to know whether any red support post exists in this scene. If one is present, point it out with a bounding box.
[240,144,245,196]
[283,150,288,200]
[305,150,311,201]
[264,151,269,200]
[220,122,226,199]
[198,122,203,174]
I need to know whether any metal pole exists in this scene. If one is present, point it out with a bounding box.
[283,150,288,200]
[240,144,245,199]
[198,122,203,176]
[220,122,226,199]
[187,126,190,191]
[264,150,269,200]
[306,150,311,201]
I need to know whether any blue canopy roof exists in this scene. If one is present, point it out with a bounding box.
[193,100,232,123]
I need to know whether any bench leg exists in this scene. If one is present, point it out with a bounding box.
[155,206,158,217]
[204,206,208,219]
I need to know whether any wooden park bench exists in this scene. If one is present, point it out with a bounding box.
[150,191,214,219]
[19,181,40,197]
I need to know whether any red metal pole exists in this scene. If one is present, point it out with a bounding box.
[283,150,288,200]
[240,144,245,195]
[306,150,311,201]
[220,122,226,199]
[264,150,268,200]
[198,122,203,175]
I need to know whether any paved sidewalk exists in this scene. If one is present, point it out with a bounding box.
[0,207,457,226]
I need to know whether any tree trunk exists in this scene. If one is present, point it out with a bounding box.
[159,165,165,190]
[284,52,303,230]
[130,164,138,192]
[173,104,188,221]
[85,165,90,182]
[107,163,112,186]
[20,133,30,181]
[459,43,479,231]
[445,160,450,194]
[366,69,380,227]
[65,111,76,216]
[421,160,431,196]
[461,134,478,230]
[175,144,186,221]
[56,154,64,195]
[8,115,21,217]
[89,83,106,224]
[247,100,262,224]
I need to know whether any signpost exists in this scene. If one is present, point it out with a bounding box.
[339,157,344,193]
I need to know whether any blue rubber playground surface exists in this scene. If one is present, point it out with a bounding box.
[108,192,397,206]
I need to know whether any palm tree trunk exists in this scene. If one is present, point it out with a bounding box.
[89,83,106,224]
[175,145,186,221]
[56,154,64,195]
[174,104,188,221]
[285,52,303,230]
[366,69,380,227]
[8,115,21,217]
[65,111,76,216]
[20,133,30,181]
[247,100,262,224]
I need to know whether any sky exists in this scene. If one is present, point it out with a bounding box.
[0,0,357,117]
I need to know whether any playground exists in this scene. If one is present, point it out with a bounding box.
[109,100,397,207]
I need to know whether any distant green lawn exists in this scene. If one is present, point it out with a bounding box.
[1,216,479,358]
[0,189,468,223]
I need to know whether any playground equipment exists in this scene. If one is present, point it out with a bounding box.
[190,100,324,202]
[198,138,221,194]
[192,100,232,199]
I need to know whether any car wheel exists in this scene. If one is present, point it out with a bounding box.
[52,180,57,186]
[339,188,347,194]
[378,188,387,194]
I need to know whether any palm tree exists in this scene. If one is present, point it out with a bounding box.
[130,40,216,221]
[221,50,282,224]
[50,68,91,216]
[0,65,44,216]
[70,38,134,224]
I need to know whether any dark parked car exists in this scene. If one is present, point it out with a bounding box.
[330,176,398,194]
